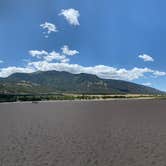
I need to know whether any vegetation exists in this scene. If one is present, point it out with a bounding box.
[0,70,165,103]
[0,70,164,95]
[0,93,166,103]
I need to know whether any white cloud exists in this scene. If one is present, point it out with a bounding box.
[0,60,4,64]
[26,61,165,81]
[0,47,165,82]
[44,51,66,62]
[29,50,69,63]
[0,61,165,81]
[40,22,58,35]
[40,22,58,38]
[138,54,154,62]
[60,58,70,63]
[59,8,80,26]
[153,71,166,77]
[29,50,48,59]
[143,82,152,86]
[0,66,34,78]
[61,45,79,56]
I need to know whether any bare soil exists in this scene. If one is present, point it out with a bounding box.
[0,100,166,166]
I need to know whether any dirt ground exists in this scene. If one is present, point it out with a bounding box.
[0,100,166,166]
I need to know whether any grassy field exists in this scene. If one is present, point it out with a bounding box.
[0,93,166,103]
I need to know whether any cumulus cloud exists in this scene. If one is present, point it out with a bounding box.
[153,71,166,77]
[59,8,80,26]
[26,61,166,81]
[0,61,166,81]
[143,82,152,86]
[0,47,165,81]
[40,22,58,33]
[40,22,58,38]
[60,58,70,63]
[29,50,69,63]
[138,54,154,62]
[44,51,67,62]
[61,45,79,56]
[29,50,48,59]
[0,66,34,78]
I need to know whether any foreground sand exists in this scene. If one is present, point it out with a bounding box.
[0,100,166,166]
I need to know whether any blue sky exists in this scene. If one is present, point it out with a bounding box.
[0,0,166,91]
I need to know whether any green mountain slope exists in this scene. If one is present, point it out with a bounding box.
[0,71,163,94]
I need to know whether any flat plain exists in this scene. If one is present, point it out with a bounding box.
[0,100,166,166]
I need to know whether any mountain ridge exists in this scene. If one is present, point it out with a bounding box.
[0,70,164,94]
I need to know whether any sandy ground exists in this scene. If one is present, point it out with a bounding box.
[0,100,166,166]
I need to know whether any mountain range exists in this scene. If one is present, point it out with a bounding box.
[0,71,163,94]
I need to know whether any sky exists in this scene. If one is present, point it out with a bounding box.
[0,0,166,91]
